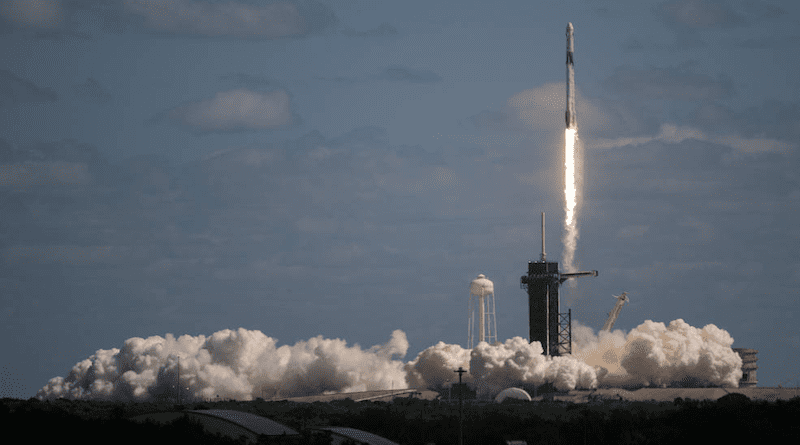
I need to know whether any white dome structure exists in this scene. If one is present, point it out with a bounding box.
[468,274,497,348]
[494,387,532,403]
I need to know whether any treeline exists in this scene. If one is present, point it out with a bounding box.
[4,394,799,444]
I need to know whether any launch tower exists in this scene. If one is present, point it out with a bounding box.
[520,213,597,356]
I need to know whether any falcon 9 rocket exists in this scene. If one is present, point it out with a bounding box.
[565,22,576,129]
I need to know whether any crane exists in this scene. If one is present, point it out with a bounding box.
[601,292,629,332]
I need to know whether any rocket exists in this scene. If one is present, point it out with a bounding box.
[565,22,576,129]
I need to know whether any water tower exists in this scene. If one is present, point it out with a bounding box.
[468,274,497,348]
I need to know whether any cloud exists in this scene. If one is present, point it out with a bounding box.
[123,0,334,38]
[72,77,112,104]
[169,89,293,131]
[0,1,129,38]
[0,139,105,187]
[692,99,800,142]
[0,70,58,106]
[587,123,794,157]
[0,161,91,186]
[0,0,64,28]
[3,245,119,265]
[604,65,735,100]
[616,225,650,239]
[655,0,745,28]
[483,82,614,134]
[735,34,800,49]
[342,22,397,38]
[218,73,274,89]
[373,65,442,84]
[467,110,522,132]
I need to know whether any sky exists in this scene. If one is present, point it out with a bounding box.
[1,0,799,398]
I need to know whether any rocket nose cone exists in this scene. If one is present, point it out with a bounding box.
[567,22,573,31]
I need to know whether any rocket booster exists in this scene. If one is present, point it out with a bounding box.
[565,22,576,129]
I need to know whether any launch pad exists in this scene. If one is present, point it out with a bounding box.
[521,213,597,356]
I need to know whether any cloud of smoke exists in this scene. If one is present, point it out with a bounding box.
[404,341,472,389]
[469,337,598,397]
[37,328,409,401]
[406,319,742,396]
[403,337,598,398]
[573,319,743,388]
[38,319,744,401]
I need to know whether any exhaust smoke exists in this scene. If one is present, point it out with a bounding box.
[37,319,743,401]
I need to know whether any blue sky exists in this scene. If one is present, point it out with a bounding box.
[1,0,799,397]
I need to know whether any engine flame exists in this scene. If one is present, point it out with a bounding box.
[563,128,579,272]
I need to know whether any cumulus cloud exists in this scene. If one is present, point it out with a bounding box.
[0,70,58,106]
[616,225,650,239]
[587,123,794,157]
[0,161,91,186]
[3,245,119,265]
[604,66,734,100]
[654,0,783,29]
[123,0,307,38]
[342,22,397,38]
[72,77,112,104]
[0,0,64,28]
[0,139,106,187]
[37,328,410,401]
[169,89,293,131]
[468,83,612,134]
[373,65,442,84]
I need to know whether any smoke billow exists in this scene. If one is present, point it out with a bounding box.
[572,319,743,388]
[404,319,742,396]
[403,337,598,398]
[468,337,597,397]
[37,328,410,402]
[37,319,744,401]
[404,341,472,389]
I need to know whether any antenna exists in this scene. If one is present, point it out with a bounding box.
[540,212,546,262]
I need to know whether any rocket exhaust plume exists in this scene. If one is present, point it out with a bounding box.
[563,22,579,273]
[38,319,743,401]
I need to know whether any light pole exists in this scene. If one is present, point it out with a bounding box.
[454,366,467,445]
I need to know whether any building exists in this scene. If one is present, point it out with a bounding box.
[130,408,300,444]
[311,426,401,445]
[733,348,758,387]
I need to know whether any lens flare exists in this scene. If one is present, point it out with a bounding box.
[563,128,579,272]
